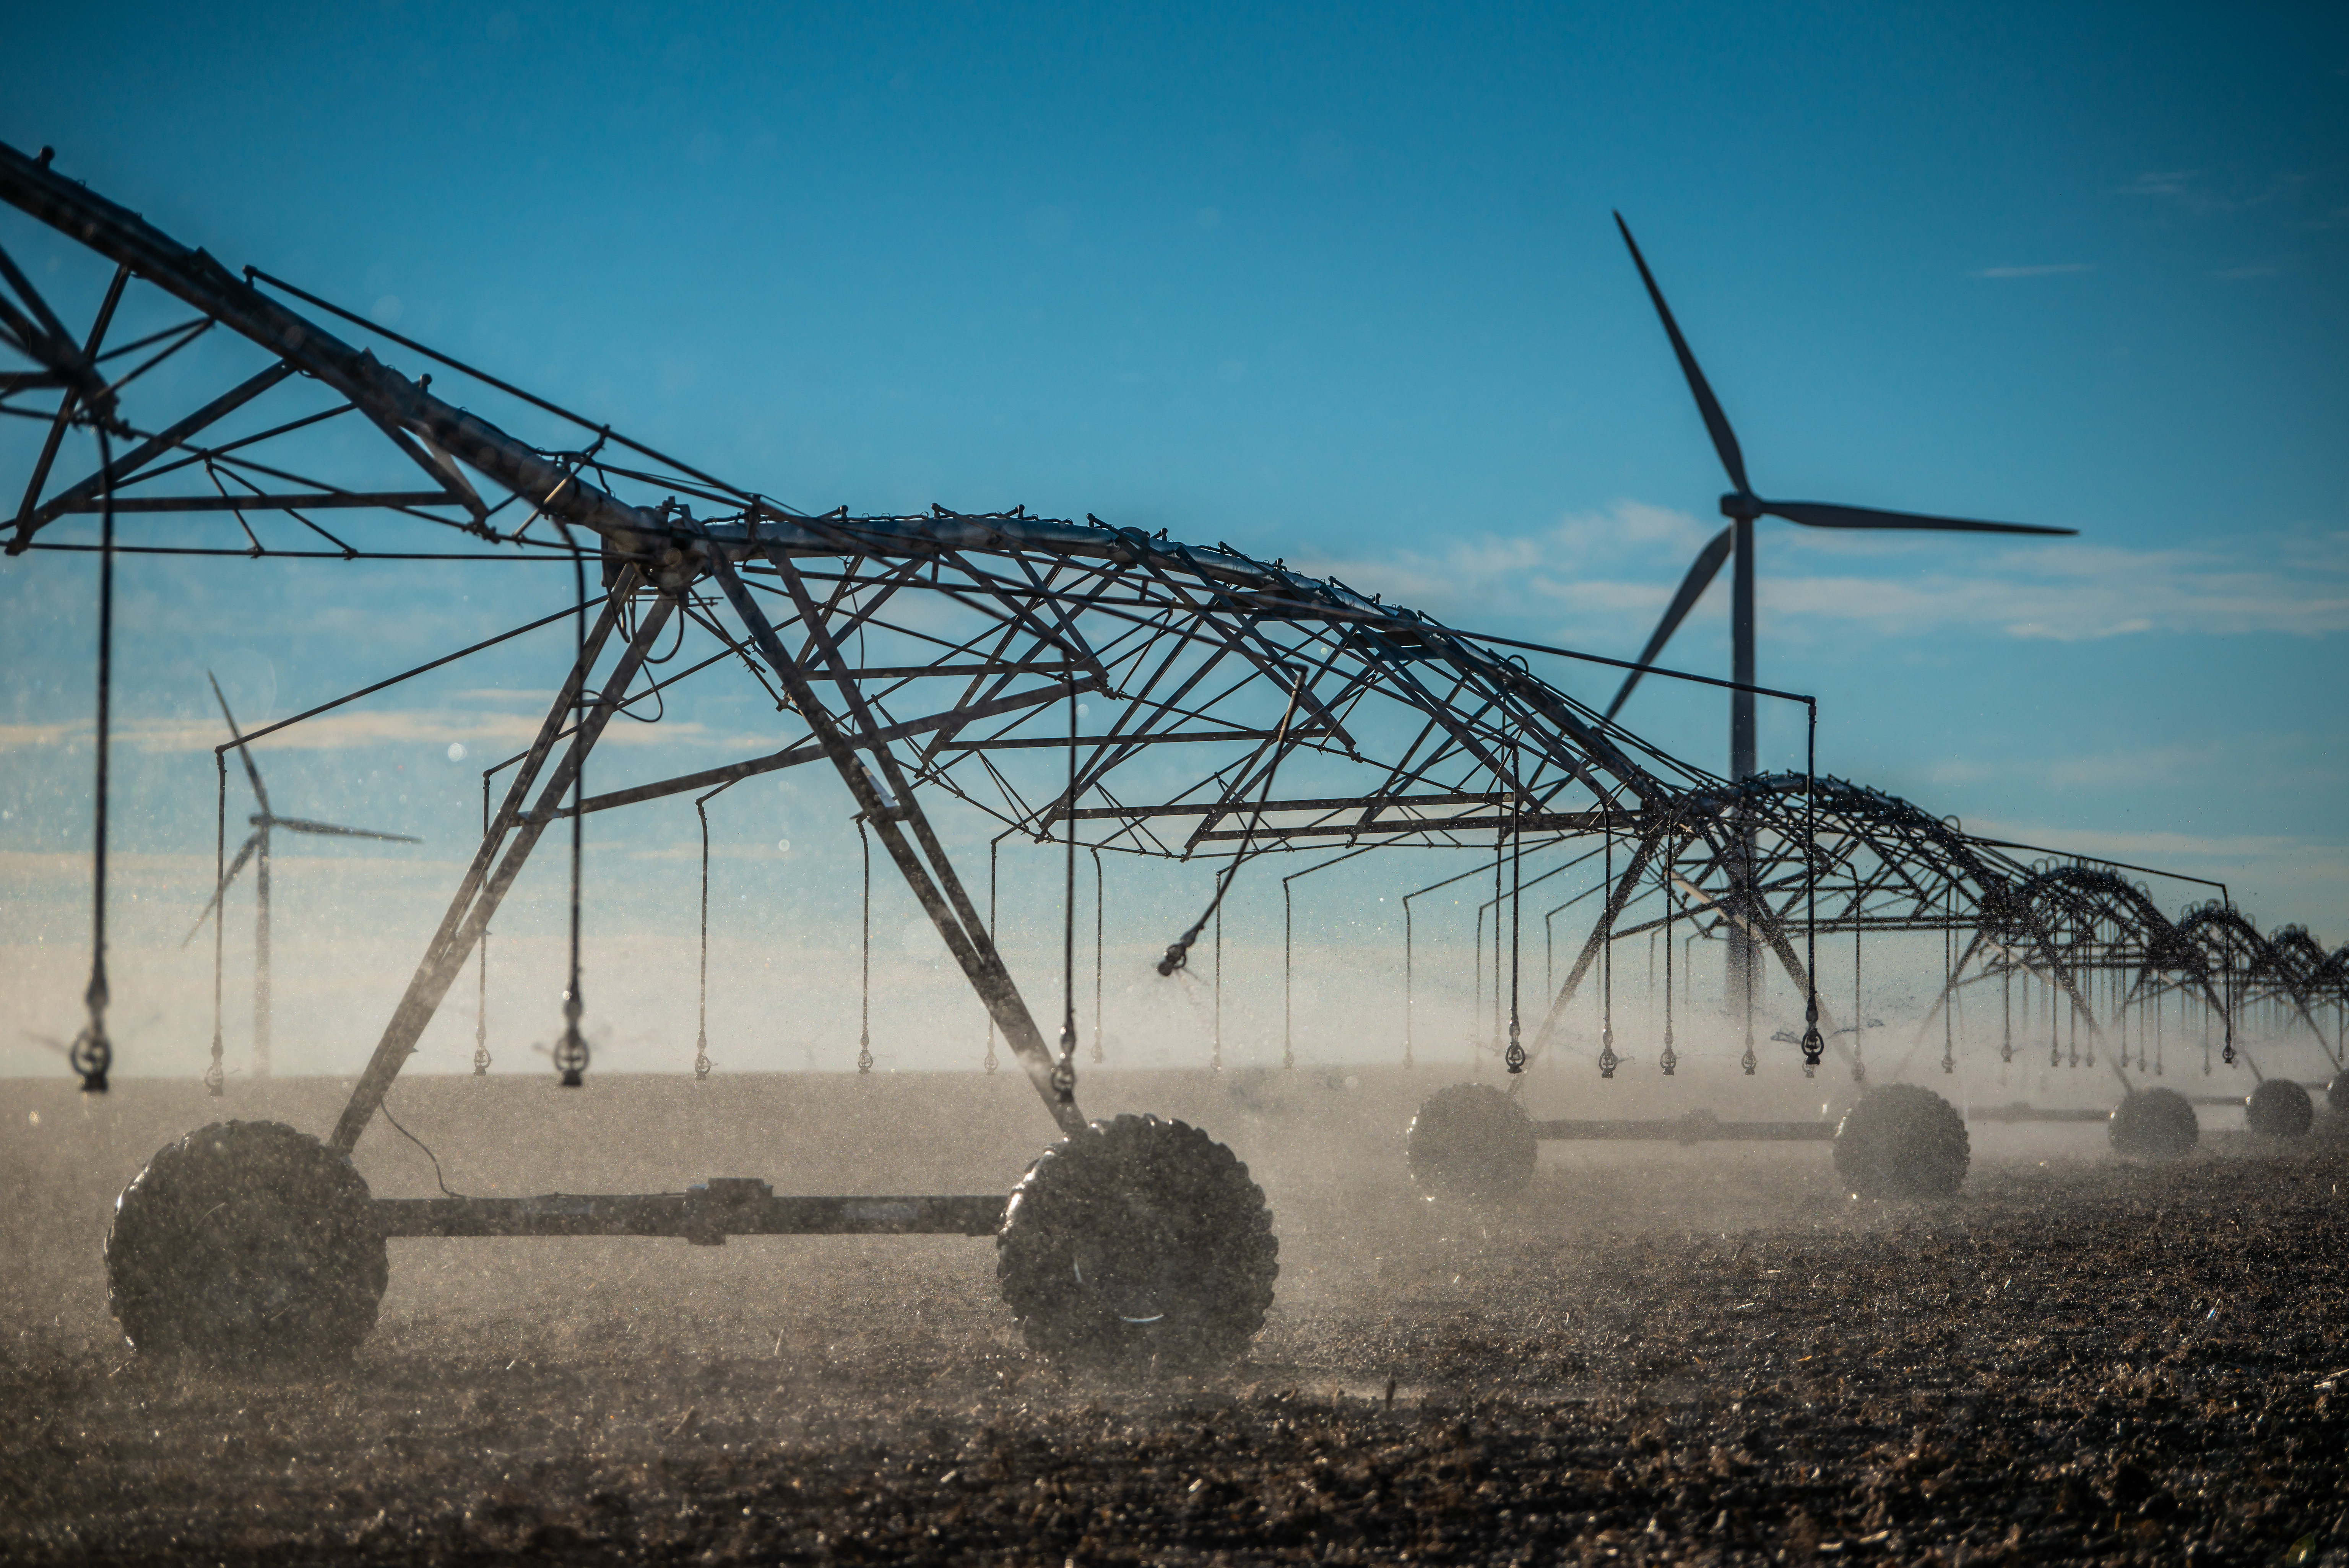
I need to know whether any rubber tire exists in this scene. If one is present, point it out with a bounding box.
[106,1120,387,1367]
[2245,1079,2313,1140]
[1407,1083,1538,1202]
[1833,1084,1970,1199]
[2333,1074,2347,1117]
[997,1115,1278,1374]
[2109,1088,2198,1161]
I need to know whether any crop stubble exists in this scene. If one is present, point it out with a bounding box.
[2,1073,2344,1564]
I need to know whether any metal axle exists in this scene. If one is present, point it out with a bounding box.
[373,1179,1004,1244]
[1530,1111,1833,1143]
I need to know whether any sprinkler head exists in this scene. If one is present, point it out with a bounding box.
[70,1027,111,1094]
[553,1024,589,1088]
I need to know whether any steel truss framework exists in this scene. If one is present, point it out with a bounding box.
[0,141,1826,1141]
[1530,773,2346,1089]
[5,140,2340,1150]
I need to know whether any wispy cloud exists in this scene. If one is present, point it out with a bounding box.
[2120,170,2201,200]
[1298,504,2349,647]
[1305,499,1717,624]
[1768,535,2349,642]
[0,720,81,751]
[2117,168,2309,217]
[1970,263,2094,279]
[1957,817,2349,924]
[0,702,791,758]
[1925,731,2337,805]
[132,708,723,755]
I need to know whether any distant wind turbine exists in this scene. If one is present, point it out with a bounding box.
[1604,213,2075,1002]
[185,672,419,1078]
[1603,212,2077,746]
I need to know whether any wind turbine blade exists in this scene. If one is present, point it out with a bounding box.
[1763,499,2075,536]
[208,670,271,816]
[1614,212,1752,496]
[1603,526,1734,722]
[182,832,262,946]
[273,817,422,843]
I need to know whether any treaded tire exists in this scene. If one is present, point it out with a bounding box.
[106,1120,387,1367]
[996,1115,1278,1374]
[2109,1088,2198,1161]
[1833,1084,1969,1199]
[2245,1079,2313,1139]
[1407,1083,1537,1202]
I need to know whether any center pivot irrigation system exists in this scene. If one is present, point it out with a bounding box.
[5,143,2342,1371]
[1395,770,2346,1204]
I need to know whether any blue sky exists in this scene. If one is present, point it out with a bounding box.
[2,1,2343,1081]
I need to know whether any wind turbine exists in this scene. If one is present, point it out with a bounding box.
[186,673,419,1078]
[1602,213,2074,1003]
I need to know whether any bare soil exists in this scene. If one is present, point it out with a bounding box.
[2,1068,2344,1565]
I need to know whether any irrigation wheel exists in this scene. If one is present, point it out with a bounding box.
[997,1114,1278,1374]
[1407,1082,1538,1202]
[1832,1084,1970,1199]
[105,1120,387,1367]
[2245,1079,2314,1140]
[2108,1088,2199,1162]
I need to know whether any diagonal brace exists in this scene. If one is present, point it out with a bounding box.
[699,538,1085,1135]
[330,578,672,1152]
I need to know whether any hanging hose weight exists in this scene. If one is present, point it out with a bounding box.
[70,426,119,1094]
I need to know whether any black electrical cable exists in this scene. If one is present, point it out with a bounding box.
[379,1098,460,1198]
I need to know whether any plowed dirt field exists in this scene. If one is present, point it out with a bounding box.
[3,1069,2344,1565]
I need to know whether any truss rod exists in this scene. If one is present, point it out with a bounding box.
[702,538,1084,1135]
[330,572,668,1153]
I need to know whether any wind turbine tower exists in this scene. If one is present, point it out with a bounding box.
[188,674,419,1077]
[1605,215,2076,1010]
